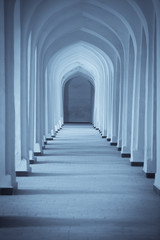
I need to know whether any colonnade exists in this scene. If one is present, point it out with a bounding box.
[0,0,160,195]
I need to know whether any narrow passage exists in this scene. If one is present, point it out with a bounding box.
[0,124,160,240]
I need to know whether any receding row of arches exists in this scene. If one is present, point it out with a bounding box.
[0,0,160,195]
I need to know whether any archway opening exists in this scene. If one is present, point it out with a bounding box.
[63,76,94,123]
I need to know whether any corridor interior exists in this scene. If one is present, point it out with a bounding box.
[0,124,160,240]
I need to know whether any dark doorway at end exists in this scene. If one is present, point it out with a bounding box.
[63,76,94,123]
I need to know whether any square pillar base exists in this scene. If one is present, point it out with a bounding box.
[0,187,14,195]
[146,173,155,178]
[110,142,117,146]
[34,152,42,156]
[16,171,29,177]
[153,185,160,195]
[30,158,37,164]
[121,153,131,158]
[143,171,155,178]
[46,137,53,141]
[0,181,17,195]
[16,166,31,177]
[130,162,144,167]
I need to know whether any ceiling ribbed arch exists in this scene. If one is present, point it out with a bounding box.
[62,71,95,91]
[24,0,143,59]
[36,13,124,59]
[21,0,151,120]
[42,30,120,71]
[22,0,151,89]
[48,42,111,87]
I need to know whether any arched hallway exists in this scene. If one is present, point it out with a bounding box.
[1,0,160,238]
[0,124,160,240]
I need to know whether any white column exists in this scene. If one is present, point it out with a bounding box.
[154,0,160,192]
[130,31,145,166]
[111,58,120,145]
[0,0,17,194]
[34,47,38,151]
[49,68,56,137]
[34,48,42,155]
[28,43,37,163]
[40,64,46,147]
[45,69,49,137]
[20,30,31,174]
[117,61,123,151]
[14,0,23,171]
[49,70,55,137]
[143,26,156,177]
[99,72,105,134]
[121,37,134,157]
[106,75,112,141]
[95,81,100,129]
[36,50,46,151]
[101,70,108,138]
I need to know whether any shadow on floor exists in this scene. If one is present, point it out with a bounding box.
[36,159,126,165]
[16,189,113,195]
[0,215,157,229]
[28,171,131,177]
[42,151,120,157]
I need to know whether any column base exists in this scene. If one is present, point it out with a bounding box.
[16,171,29,177]
[110,142,117,146]
[16,166,31,177]
[0,187,14,195]
[143,169,155,178]
[0,180,17,195]
[16,159,31,176]
[34,152,42,156]
[30,157,37,164]
[121,153,131,158]
[153,185,160,195]
[102,135,106,138]
[130,150,144,166]
[146,173,155,178]
[46,137,53,141]
[107,138,111,141]
[130,162,144,166]
[117,147,121,151]
[30,159,34,164]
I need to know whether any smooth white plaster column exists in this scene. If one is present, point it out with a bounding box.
[0,0,17,193]
[19,29,31,174]
[130,39,144,165]
[14,0,23,172]
[154,0,160,192]
[121,38,134,156]
[143,27,156,176]
[117,61,123,150]
[111,58,120,145]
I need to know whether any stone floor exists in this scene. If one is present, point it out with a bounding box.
[0,124,160,240]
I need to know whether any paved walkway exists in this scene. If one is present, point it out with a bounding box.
[0,124,160,240]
